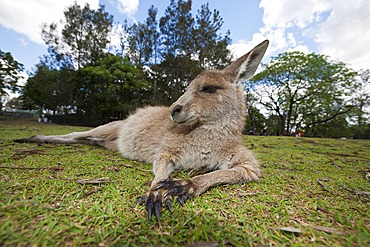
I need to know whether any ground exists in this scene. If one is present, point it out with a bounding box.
[0,119,369,246]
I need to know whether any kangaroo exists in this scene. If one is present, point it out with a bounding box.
[14,40,269,221]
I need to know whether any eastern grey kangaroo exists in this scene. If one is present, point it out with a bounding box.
[14,40,269,221]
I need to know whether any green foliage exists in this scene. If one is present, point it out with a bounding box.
[124,5,159,67]
[159,0,194,57]
[0,50,24,98]
[313,114,353,138]
[22,56,74,114]
[124,0,232,105]
[193,3,232,70]
[72,54,148,118]
[351,69,370,139]
[248,51,358,136]
[245,106,266,135]
[245,90,266,135]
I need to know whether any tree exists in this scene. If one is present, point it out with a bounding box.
[71,53,148,119]
[353,69,370,138]
[122,1,232,106]
[0,50,24,110]
[245,106,266,135]
[313,114,352,138]
[159,0,194,58]
[245,89,265,135]
[4,96,23,110]
[22,55,74,114]
[156,0,197,101]
[25,0,232,122]
[193,3,232,70]
[158,0,232,103]
[23,57,59,114]
[41,3,114,68]
[41,2,115,117]
[124,5,159,67]
[248,52,358,135]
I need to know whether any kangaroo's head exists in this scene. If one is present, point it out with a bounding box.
[170,40,269,130]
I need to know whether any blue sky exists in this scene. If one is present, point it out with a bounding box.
[0,0,369,80]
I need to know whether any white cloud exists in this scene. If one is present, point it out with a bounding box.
[287,33,296,47]
[228,26,297,61]
[240,0,370,70]
[109,0,139,17]
[253,0,330,55]
[17,37,29,48]
[287,45,311,54]
[0,0,99,44]
[314,0,370,70]
[229,38,266,60]
[260,0,331,29]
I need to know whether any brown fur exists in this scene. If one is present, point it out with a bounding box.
[14,40,269,221]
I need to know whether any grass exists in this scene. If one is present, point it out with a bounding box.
[0,119,369,246]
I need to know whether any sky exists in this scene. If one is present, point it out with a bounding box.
[0,0,369,91]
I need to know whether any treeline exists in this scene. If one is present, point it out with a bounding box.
[18,0,232,120]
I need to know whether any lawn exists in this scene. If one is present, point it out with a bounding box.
[0,119,369,246]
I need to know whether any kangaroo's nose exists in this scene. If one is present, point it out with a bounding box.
[171,105,183,117]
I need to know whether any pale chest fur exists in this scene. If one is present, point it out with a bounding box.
[156,124,243,174]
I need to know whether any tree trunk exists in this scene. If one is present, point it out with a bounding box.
[286,99,294,135]
[152,79,157,103]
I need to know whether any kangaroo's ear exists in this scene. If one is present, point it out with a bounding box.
[224,40,269,84]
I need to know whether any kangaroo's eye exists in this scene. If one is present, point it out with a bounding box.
[201,85,218,94]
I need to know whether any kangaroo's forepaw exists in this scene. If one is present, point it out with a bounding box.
[154,178,198,205]
[142,189,173,222]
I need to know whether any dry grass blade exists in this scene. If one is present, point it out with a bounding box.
[187,241,221,247]
[121,163,133,168]
[308,225,347,235]
[238,192,257,196]
[316,206,334,215]
[316,179,336,196]
[354,190,370,195]
[82,187,104,197]
[275,227,303,233]
[75,177,118,184]
[183,209,203,227]
[0,166,63,170]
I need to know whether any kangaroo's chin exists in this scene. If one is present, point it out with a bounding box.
[171,116,197,125]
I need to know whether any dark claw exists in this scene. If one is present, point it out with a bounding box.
[163,188,177,198]
[147,202,153,221]
[133,198,140,207]
[158,178,170,184]
[181,195,188,203]
[133,198,142,207]
[165,200,172,213]
[176,196,184,206]
[154,183,166,190]
[155,202,161,221]
[133,195,147,208]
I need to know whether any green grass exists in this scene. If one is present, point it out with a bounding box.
[0,119,369,246]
